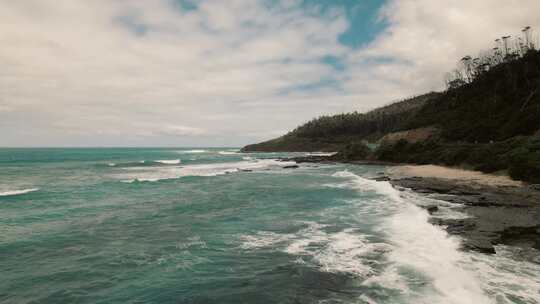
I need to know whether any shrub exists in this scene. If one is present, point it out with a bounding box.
[338,141,372,161]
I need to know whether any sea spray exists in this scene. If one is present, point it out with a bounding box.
[332,171,492,304]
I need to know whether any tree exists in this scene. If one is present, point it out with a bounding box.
[502,35,512,58]
[522,26,532,50]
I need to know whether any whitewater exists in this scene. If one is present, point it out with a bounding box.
[0,148,538,303]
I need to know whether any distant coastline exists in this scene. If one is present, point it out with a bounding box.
[243,49,540,184]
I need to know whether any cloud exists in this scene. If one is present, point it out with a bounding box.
[346,0,540,95]
[1,0,539,146]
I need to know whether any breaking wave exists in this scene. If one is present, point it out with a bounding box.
[0,188,39,197]
[328,171,492,303]
[330,170,539,303]
[218,150,241,155]
[240,221,390,278]
[176,149,208,154]
[155,159,181,165]
[118,159,296,182]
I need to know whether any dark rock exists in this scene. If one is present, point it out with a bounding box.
[461,243,497,254]
[426,206,439,214]
[283,165,299,169]
[415,188,436,194]
[290,156,336,163]
[429,218,476,234]
[495,225,540,250]
[529,184,540,191]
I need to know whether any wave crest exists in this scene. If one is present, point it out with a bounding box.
[239,222,389,278]
[0,188,39,197]
[333,170,492,304]
[117,159,296,182]
[155,159,181,165]
[176,149,208,154]
[218,151,240,155]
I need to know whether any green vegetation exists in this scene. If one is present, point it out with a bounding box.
[408,49,540,142]
[241,92,440,152]
[335,141,373,161]
[242,28,540,183]
[375,137,540,183]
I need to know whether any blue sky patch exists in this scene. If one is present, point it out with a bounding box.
[302,0,388,48]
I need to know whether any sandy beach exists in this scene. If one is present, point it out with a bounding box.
[389,164,523,187]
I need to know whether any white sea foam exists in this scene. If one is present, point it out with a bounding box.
[175,236,207,250]
[332,170,401,202]
[107,163,116,167]
[239,231,291,250]
[176,149,208,154]
[237,169,537,302]
[240,222,388,278]
[358,294,378,304]
[218,151,240,155]
[0,188,39,197]
[306,152,337,157]
[155,159,181,165]
[118,159,296,182]
[363,265,411,294]
[470,245,540,303]
[386,199,491,304]
[311,229,390,277]
[333,171,492,304]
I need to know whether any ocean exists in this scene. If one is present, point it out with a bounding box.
[0,148,538,304]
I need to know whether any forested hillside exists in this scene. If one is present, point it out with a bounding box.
[407,50,540,142]
[376,50,540,182]
[241,92,440,152]
[242,38,540,182]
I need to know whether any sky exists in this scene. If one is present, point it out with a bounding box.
[1,0,540,147]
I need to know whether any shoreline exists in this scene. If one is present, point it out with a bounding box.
[288,156,540,254]
[386,166,540,254]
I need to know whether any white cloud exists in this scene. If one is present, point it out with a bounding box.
[346,0,540,95]
[1,0,539,146]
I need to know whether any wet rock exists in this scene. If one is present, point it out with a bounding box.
[290,156,335,163]
[496,225,540,250]
[529,184,540,191]
[429,218,476,234]
[283,165,299,169]
[461,242,497,254]
[426,206,439,214]
[391,175,540,254]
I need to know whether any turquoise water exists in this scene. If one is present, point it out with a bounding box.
[1,148,538,304]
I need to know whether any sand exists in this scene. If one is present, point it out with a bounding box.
[389,164,523,187]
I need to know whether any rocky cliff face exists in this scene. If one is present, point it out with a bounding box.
[379,127,439,145]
